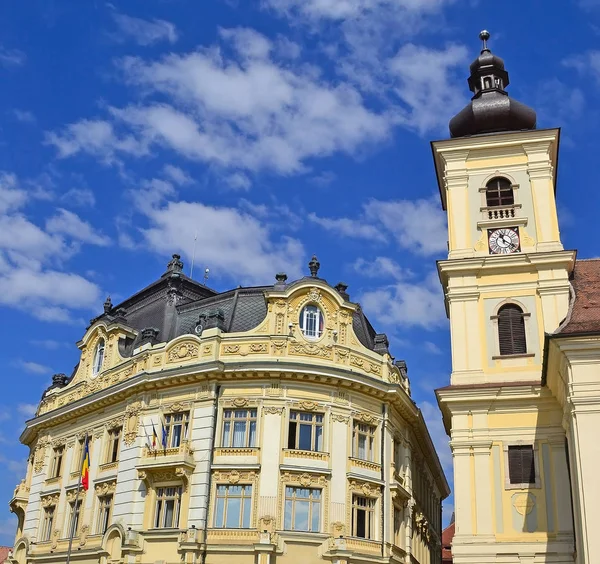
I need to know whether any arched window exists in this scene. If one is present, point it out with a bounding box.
[486,177,514,207]
[299,305,324,340]
[92,339,105,376]
[497,304,526,355]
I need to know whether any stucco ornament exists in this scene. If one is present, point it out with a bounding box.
[123,401,143,446]
[167,342,199,363]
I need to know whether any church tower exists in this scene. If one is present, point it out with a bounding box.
[435,32,577,563]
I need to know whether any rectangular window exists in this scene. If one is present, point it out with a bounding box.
[50,446,64,478]
[107,428,121,463]
[41,506,55,541]
[508,445,536,484]
[97,495,113,534]
[287,411,323,452]
[284,487,321,532]
[214,484,253,528]
[393,507,402,546]
[353,421,376,461]
[221,409,257,448]
[164,412,189,449]
[352,495,375,539]
[67,499,82,537]
[154,486,183,528]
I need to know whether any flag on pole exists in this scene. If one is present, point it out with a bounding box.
[81,437,90,491]
[161,420,168,454]
[152,424,158,450]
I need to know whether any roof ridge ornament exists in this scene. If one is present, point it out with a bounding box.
[308,255,320,278]
[166,254,184,274]
[479,29,490,52]
[448,29,536,138]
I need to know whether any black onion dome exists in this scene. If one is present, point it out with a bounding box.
[449,31,536,138]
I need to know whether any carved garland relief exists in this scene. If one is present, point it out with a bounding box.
[167,342,200,363]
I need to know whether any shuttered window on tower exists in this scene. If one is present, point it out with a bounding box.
[497,304,527,355]
[507,445,535,484]
[486,177,514,207]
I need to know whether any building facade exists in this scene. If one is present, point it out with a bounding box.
[9,256,448,564]
[435,31,600,564]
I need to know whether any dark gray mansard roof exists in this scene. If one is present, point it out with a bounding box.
[89,255,383,358]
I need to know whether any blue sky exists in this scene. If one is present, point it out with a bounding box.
[0,0,599,542]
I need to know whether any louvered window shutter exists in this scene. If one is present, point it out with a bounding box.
[498,304,527,355]
[508,445,535,484]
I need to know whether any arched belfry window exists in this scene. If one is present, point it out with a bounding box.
[497,304,526,355]
[92,339,105,375]
[486,177,514,207]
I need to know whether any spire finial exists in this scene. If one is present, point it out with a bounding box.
[308,255,320,278]
[167,253,184,274]
[479,29,490,52]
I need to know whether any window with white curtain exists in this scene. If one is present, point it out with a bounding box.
[221,409,257,448]
[154,486,182,528]
[92,339,105,376]
[164,412,189,448]
[299,305,324,340]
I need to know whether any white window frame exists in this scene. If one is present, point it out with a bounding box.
[351,495,376,539]
[164,412,190,449]
[154,486,183,529]
[66,499,83,537]
[49,446,64,478]
[213,484,253,529]
[106,427,121,464]
[96,494,113,534]
[288,411,324,452]
[221,409,257,448]
[41,505,55,542]
[283,486,322,532]
[299,305,324,340]
[92,339,105,376]
[352,421,377,462]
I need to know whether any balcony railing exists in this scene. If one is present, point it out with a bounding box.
[481,203,521,221]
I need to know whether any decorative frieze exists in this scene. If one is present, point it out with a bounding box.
[94,480,117,496]
[331,413,350,424]
[348,479,382,498]
[213,469,257,484]
[263,406,284,415]
[167,342,199,363]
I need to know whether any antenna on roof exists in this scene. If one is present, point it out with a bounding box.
[203,267,210,285]
[190,232,198,279]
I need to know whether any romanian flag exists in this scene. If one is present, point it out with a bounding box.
[152,424,158,450]
[81,438,90,491]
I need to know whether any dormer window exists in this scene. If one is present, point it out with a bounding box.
[92,339,105,376]
[486,177,514,208]
[299,305,324,340]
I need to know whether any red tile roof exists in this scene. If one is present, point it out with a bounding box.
[0,547,11,563]
[441,521,454,563]
[557,258,600,335]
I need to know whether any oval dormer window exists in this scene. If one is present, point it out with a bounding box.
[92,339,105,376]
[299,305,324,340]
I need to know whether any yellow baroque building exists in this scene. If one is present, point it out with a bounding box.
[8,255,449,564]
[434,32,600,564]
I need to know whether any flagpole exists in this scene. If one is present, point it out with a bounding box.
[66,435,88,564]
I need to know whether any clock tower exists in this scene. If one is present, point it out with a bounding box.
[435,32,577,563]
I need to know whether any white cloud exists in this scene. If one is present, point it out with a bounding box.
[47,28,390,175]
[310,196,446,256]
[13,360,52,375]
[30,339,67,350]
[61,187,96,207]
[11,109,35,123]
[308,212,386,241]
[563,50,600,81]
[163,164,192,186]
[17,403,37,418]
[112,12,178,46]
[0,46,25,67]
[140,199,305,284]
[423,340,442,354]
[364,196,447,255]
[359,271,446,329]
[46,209,111,246]
[0,172,27,213]
[0,267,101,322]
[388,43,467,133]
[225,172,252,191]
[353,256,408,280]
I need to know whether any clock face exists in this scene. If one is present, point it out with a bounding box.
[488,227,520,255]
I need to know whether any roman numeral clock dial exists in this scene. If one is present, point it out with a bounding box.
[488,227,521,254]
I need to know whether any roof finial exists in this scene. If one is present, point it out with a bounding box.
[167,253,184,274]
[479,29,490,52]
[308,255,320,278]
[103,295,112,314]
